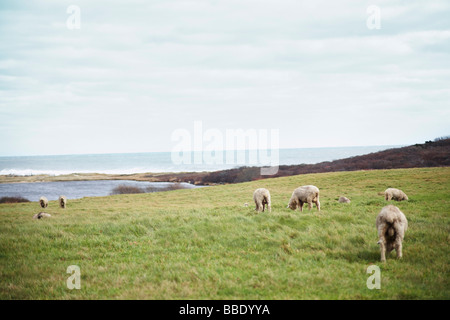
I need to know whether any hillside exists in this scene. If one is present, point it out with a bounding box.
[0,167,449,299]
[193,138,450,184]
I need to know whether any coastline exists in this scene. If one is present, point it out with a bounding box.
[0,171,212,185]
[1,138,448,186]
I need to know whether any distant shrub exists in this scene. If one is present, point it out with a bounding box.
[0,196,30,204]
[146,183,188,193]
[112,183,189,195]
[111,185,145,195]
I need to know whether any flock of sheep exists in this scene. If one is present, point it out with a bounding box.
[33,185,409,262]
[253,186,409,262]
[33,195,67,219]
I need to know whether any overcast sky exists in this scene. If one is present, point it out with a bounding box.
[0,0,449,156]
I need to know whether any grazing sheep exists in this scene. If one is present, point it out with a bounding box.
[59,195,67,209]
[376,205,408,262]
[253,188,271,213]
[339,196,351,203]
[33,212,51,219]
[385,188,408,201]
[287,185,320,212]
[39,196,48,208]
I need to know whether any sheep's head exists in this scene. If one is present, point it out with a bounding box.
[287,198,297,210]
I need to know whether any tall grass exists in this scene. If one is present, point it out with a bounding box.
[0,167,448,299]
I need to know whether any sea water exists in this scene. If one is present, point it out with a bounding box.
[0,146,397,176]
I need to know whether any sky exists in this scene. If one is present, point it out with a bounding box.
[0,0,449,156]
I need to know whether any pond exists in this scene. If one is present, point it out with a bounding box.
[0,180,200,201]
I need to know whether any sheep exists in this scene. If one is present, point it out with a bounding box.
[385,188,408,201]
[33,212,51,219]
[287,185,320,212]
[59,195,67,209]
[376,205,408,262]
[253,188,271,213]
[39,196,48,208]
[338,196,351,203]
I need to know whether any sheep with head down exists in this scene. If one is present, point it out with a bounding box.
[39,196,48,208]
[33,212,51,220]
[385,188,408,201]
[253,188,271,213]
[376,205,408,262]
[59,195,67,209]
[287,185,320,212]
[339,196,351,203]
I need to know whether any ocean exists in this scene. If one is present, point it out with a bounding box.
[0,146,398,201]
[0,146,397,176]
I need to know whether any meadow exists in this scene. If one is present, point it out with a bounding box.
[0,167,448,299]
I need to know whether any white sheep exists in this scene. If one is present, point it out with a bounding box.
[385,188,408,201]
[33,212,52,219]
[59,195,67,209]
[376,205,408,262]
[253,188,271,213]
[287,185,320,212]
[338,196,351,203]
[39,196,48,208]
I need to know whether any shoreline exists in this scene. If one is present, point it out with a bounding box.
[0,171,213,185]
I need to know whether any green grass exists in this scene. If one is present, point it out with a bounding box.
[0,167,449,299]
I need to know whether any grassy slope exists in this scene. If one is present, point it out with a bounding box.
[0,167,448,299]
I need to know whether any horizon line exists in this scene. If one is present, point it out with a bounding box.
[0,143,405,158]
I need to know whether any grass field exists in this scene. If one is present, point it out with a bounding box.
[0,167,449,299]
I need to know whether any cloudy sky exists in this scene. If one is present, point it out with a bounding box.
[0,0,449,156]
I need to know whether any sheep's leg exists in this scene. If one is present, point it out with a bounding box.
[315,199,321,211]
[395,238,403,259]
[395,243,403,259]
[268,203,271,213]
[307,201,312,210]
[262,202,266,212]
[299,201,303,212]
[379,239,387,262]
